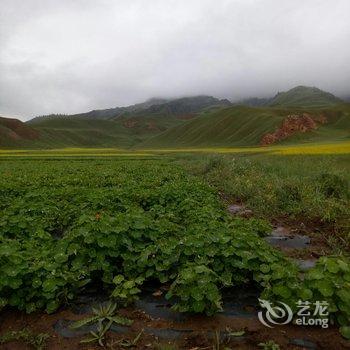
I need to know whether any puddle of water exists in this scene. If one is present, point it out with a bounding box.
[54,319,248,342]
[68,284,260,324]
[266,226,311,249]
[289,338,317,349]
[53,285,258,343]
[54,319,97,338]
[57,285,260,340]
[54,319,185,341]
[145,328,247,342]
[135,286,259,322]
[145,327,192,340]
[265,234,310,249]
[53,319,130,338]
[135,293,188,322]
[221,288,259,318]
[227,204,253,217]
[228,204,244,214]
[54,322,249,344]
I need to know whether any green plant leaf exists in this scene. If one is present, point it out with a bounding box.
[340,326,350,340]
[272,284,292,299]
[70,316,100,329]
[317,280,334,297]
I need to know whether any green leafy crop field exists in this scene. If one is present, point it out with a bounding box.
[0,156,349,338]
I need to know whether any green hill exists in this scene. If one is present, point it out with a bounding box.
[0,116,40,148]
[140,106,283,148]
[21,115,186,148]
[267,86,342,107]
[16,95,231,149]
[236,86,342,108]
[140,104,350,148]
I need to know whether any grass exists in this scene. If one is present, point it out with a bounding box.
[178,152,350,252]
[0,328,49,350]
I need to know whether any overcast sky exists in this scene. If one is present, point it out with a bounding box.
[0,0,349,120]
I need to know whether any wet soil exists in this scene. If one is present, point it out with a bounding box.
[270,217,335,258]
[226,200,331,260]
[0,268,346,349]
[0,299,348,350]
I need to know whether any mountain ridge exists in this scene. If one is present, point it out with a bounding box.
[28,95,230,124]
[0,86,348,149]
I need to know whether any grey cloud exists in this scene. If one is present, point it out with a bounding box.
[0,0,349,120]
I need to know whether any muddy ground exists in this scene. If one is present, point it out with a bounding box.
[0,301,348,350]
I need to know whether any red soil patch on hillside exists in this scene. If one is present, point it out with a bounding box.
[0,117,39,141]
[261,113,327,145]
[123,119,138,128]
[145,121,161,131]
[123,119,162,131]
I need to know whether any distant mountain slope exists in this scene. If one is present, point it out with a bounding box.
[29,98,169,123]
[18,95,231,148]
[140,106,284,148]
[268,86,342,107]
[236,86,342,108]
[140,104,350,148]
[28,114,186,148]
[0,116,40,147]
[29,95,230,124]
[114,95,231,119]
